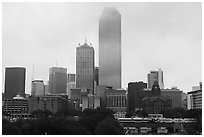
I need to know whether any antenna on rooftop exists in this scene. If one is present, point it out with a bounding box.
[32,64,35,81]
[84,36,87,44]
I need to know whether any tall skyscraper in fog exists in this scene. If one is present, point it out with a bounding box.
[49,67,67,94]
[76,41,94,94]
[147,69,164,89]
[99,7,121,89]
[4,67,26,99]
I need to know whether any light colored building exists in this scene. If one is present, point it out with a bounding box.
[99,7,121,89]
[161,88,186,109]
[187,82,202,109]
[49,67,67,94]
[31,80,44,96]
[105,88,127,118]
[76,41,94,94]
[81,94,100,111]
[147,69,164,89]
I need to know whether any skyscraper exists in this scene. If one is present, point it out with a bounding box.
[147,69,164,89]
[49,67,67,94]
[4,67,26,99]
[76,41,94,94]
[99,7,121,89]
[31,80,44,96]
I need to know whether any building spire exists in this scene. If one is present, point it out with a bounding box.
[84,36,87,44]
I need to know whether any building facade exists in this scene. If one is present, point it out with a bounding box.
[105,88,127,118]
[187,89,202,109]
[76,42,94,94]
[31,80,44,96]
[3,95,29,118]
[28,95,72,113]
[127,81,147,113]
[49,67,67,94]
[147,69,164,89]
[161,88,186,109]
[99,7,121,89]
[4,67,26,99]
[67,73,75,83]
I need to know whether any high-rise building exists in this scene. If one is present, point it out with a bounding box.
[31,80,44,96]
[76,41,94,94]
[147,69,164,89]
[4,67,26,99]
[67,73,75,83]
[49,67,67,94]
[99,7,121,89]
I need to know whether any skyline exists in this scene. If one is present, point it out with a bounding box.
[2,2,202,94]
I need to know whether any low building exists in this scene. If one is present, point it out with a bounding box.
[28,94,72,114]
[142,96,172,114]
[81,94,100,110]
[161,88,186,109]
[31,80,44,96]
[187,82,202,109]
[3,95,29,118]
[105,88,127,118]
[141,81,172,114]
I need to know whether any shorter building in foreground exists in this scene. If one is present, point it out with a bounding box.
[142,82,172,114]
[28,95,73,114]
[187,82,202,109]
[3,95,30,118]
[105,88,127,118]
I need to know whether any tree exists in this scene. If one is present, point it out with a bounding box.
[94,117,124,135]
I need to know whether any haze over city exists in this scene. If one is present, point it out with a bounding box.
[2,2,202,94]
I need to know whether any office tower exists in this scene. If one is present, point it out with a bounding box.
[147,69,164,89]
[76,41,94,94]
[127,81,147,113]
[49,67,67,94]
[31,80,44,96]
[67,73,75,83]
[4,67,26,99]
[99,7,121,89]
[94,67,99,86]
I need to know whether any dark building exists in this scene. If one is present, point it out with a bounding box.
[142,82,172,114]
[94,67,99,86]
[28,94,73,113]
[4,67,26,99]
[127,81,147,113]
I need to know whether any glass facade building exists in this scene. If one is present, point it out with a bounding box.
[99,7,121,89]
[76,42,94,94]
[49,67,67,94]
[4,67,26,99]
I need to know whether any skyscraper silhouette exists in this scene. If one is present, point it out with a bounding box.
[99,7,121,89]
[4,67,26,99]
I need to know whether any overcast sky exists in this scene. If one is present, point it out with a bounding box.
[2,2,202,94]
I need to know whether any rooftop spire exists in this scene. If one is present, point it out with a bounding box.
[84,36,87,44]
